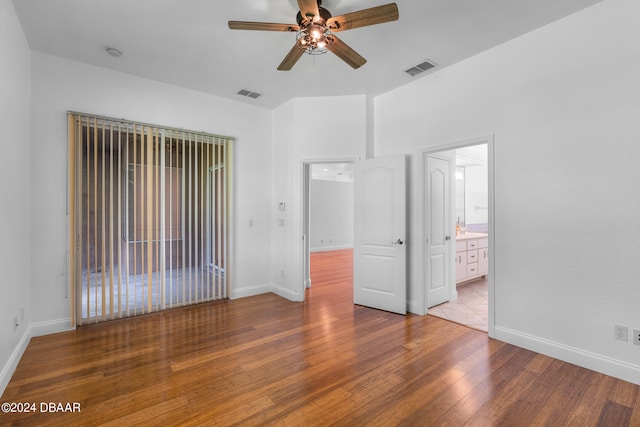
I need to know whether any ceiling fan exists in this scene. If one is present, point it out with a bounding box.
[228,0,399,71]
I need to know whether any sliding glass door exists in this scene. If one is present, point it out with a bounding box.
[68,113,233,324]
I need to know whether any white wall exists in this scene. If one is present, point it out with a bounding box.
[310,179,353,251]
[376,0,640,384]
[271,95,366,300]
[0,0,32,393]
[29,53,274,329]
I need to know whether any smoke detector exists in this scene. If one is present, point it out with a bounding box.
[106,47,122,58]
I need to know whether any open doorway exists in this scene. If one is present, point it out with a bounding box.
[424,138,493,333]
[302,162,354,297]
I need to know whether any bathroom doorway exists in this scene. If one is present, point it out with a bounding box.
[424,138,493,333]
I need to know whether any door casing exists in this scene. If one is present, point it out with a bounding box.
[419,134,495,338]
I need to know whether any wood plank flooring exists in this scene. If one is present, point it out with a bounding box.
[2,249,639,426]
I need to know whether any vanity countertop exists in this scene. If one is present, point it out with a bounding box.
[456,232,488,241]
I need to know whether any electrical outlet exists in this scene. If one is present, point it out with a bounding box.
[614,325,628,341]
[633,329,640,346]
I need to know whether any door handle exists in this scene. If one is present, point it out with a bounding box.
[392,239,404,245]
[445,235,451,241]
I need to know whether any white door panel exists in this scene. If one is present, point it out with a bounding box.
[354,155,406,314]
[426,154,453,308]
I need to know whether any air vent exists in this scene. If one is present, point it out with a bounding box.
[403,59,437,77]
[404,67,422,76]
[237,89,262,99]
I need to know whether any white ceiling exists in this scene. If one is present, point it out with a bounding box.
[13,0,601,109]
[457,144,487,167]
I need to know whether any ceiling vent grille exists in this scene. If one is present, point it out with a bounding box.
[404,59,437,77]
[237,89,262,99]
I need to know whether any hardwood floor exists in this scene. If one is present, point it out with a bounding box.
[2,249,639,426]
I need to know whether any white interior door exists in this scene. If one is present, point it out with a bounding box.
[426,153,453,308]
[354,155,406,314]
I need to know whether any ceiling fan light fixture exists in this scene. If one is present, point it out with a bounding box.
[296,26,333,55]
[228,2,399,70]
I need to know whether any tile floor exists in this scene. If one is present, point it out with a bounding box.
[428,277,488,332]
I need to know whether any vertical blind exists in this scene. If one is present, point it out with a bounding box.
[68,113,234,325]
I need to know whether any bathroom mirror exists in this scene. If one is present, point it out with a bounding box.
[455,165,465,226]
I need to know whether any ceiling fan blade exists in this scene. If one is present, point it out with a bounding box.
[277,43,305,71]
[228,21,299,32]
[326,35,366,69]
[327,3,399,32]
[297,0,320,22]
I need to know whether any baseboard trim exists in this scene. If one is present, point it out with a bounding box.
[0,326,32,396]
[270,283,303,302]
[310,245,353,253]
[495,325,640,385]
[229,283,271,299]
[31,318,74,338]
[408,299,424,315]
[1,318,76,395]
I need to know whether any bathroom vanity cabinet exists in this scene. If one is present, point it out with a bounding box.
[455,234,488,284]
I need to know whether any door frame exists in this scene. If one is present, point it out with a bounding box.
[419,134,495,337]
[298,158,356,301]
